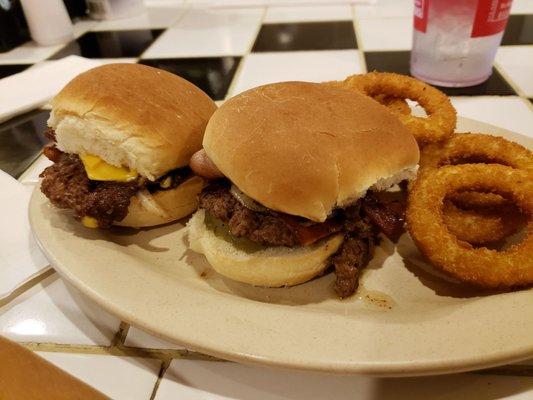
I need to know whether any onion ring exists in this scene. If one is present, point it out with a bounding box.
[418,133,532,244]
[324,81,411,115]
[442,200,525,245]
[407,164,533,288]
[446,191,506,210]
[419,133,533,173]
[342,72,456,145]
[373,94,411,115]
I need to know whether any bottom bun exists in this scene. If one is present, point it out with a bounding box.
[187,209,344,287]
[116,176,204,228]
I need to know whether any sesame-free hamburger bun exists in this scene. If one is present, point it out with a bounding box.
[203,81,419,222]
[188,81,419,287]
[44,63,217,228]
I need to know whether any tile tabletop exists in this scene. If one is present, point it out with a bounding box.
[252,21,358,52]
[0,0,532,398]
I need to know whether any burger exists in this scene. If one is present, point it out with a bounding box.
[39,63,217,228]
[187,81,419,298]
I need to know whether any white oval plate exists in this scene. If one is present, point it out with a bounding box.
[30,117,533,377]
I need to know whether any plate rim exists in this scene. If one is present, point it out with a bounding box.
[29,117,533,376]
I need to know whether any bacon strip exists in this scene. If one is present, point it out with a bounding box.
[279,215,343,246]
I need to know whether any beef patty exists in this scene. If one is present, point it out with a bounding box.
[199,182,344,247]
[198,181,406,298]
[40,135,193,227]
[40,153,140,228]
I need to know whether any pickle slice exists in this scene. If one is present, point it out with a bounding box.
[204,212,268,253]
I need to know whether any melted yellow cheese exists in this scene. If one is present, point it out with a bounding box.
[81,216,99,228]
[80,154,137,182]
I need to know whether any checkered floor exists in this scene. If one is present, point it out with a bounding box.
[1,3,532,178]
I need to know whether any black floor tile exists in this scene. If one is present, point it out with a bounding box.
[139,57,240,101]
[501,15,533,45]
[435,69,515,96]
[0,64,31,79]
[49,30,164,59]
[365,51,411,76]
[364,51,516,96]
[0,109,50,178]
[252,22,357,52]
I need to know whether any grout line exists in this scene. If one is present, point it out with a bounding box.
[224,56,246,99]
[167,3,190,29]
[17,153,45,184]
[149,358,172,400]
[111,322,130,347]
[245,7,267,56]
[493,62,533,113]
[138,2,192,60]
[22,340,224,362]
[224,7,267,99]
[351,5,368,73]
[24,342,186,359]
[19,339,533,377]
[521,96,533,112]
[27,342,533,381]
[0,267,55,308]
[493,63,527,97]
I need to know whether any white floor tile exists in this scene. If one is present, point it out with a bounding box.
[264,5,352,23]
[0,42,65,64]
[511,0,533,14]
[142,8,263,58]
[72,20,98,38]
[357,18,412,51]
[452,96,533,138]
[355,0,414,19]
[39,352,160,400]
[0,171,49,300]
[125,326,184,350]
[92,7,186,31]
[190,0,372,5]
[155,360,533,400]
[0,274,121,345]
[145,0,185,6]
[27,57,137,73]
[496,46,533,97]
[229,50,363,96]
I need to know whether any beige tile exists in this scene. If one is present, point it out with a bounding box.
[496,46,533,97]
[357,18,412,51]
[264,5,351,23]
[0,275,121,345]
[39,352,160,400]
[142,8,263,58]
[452,96,533,138]
[229,50,363,96]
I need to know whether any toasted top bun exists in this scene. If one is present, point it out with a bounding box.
[49,63,217,181]
[203,81,419,222]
